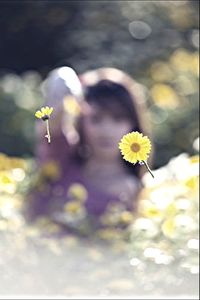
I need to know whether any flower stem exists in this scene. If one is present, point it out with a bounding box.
[45,119,51,143]
[142,160,154,178]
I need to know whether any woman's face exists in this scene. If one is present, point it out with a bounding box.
[82,104,133,161]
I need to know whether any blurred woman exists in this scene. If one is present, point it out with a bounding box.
[26,67,152,233]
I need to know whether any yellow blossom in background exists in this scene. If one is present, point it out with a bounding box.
[138,200,163,220]
[0,153,26,171]
[119,131,151,164]
[161,218,176,238]
[169,48,199,78]
[150,61,174,82]
[190,155,199,164]
[64,201,83,214]
[131,150,198,276]
[35,106,53,120]
[67,183,88,202]
[63,96,81,116]
[0,172,16,194]
[150,83,179,108]
[119,211,134,224]
[0,153,7,171]
[164,203,178,217]
[0,172,13,184]
[96,228,122,241]
[10,158,26,169]
[40,161,60,180]
[168,5,194,29]
[191,52,199,77]
[170,49,193,72]
[184,175,199,193]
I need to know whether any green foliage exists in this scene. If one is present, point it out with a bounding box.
[0,72,43,157]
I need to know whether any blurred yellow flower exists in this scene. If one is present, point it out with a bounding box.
[168,6,194,29]
[64,96,81,116]
[190,155,199,164]
[150,61,174,82]
[0,153,26,171]
[150,84,179,108]
[119,211,134,224]
[40,161,60,180]
[184,175,199,191]
[0,173,13,184]
[169,49,199,77]
[67,183,88,202]
[140,203,163,220]
[97,228,122,240]
[161,219,176,238]
[64,201,83,214]
[119,131,151,164]
[0,172,16,194]
[170,49,193,72]
[35,106,53,120]
[165,203,177,217]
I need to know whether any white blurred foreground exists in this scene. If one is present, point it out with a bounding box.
[0,152,199,298]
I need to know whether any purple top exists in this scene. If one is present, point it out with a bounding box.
[28,122,137,221]
[28,160,126,221]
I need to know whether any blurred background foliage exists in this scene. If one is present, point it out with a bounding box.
[0,0,199,168]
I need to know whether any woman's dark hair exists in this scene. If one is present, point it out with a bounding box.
[77,68,152,179]
[84,80,140,130]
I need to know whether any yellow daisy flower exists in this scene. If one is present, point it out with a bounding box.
[35,106,54,143]
[119,131,154,178]
[35,106,53,120]
[119,131,151,163]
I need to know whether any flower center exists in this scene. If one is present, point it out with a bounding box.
[131,143,141,153]
[42,115,49,121]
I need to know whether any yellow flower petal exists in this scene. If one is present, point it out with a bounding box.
[48,107,53,115]
[35,111,43,118]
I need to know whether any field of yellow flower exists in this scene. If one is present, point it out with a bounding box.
[0,150,199,297]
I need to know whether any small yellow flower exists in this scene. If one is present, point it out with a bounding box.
[35,106,53,120]
[67,183,88,202]
[139,201,163,220]
[40,161,60,180]
[119,211,134,224]
[64,96,81,116]
[35,106,54,143]
[161,219,176,238]
[119,131,154,177]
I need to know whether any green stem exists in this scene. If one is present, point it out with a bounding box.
[45,119,51,143]
[142,160,154,178]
